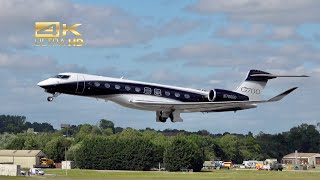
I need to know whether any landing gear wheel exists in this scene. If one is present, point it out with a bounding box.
[156,111,172,123]
[46,92,60,102]
[158,116,167,123]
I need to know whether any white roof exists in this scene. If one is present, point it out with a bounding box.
[0,150,45,157]
[283,153,320,158]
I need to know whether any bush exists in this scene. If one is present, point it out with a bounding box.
[75,136,161,170]
[164,136,204,172]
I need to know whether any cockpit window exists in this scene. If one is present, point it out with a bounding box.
[54,75,70,79]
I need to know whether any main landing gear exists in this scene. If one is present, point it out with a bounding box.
[156,111,183,123]
[47,92,60,102]
[157,111,171,122]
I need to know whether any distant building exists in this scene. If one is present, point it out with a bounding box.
[62,161,75,169]
[0,150,46,169]
[282,153,320,165]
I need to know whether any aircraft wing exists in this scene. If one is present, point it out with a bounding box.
[130,87,297,112]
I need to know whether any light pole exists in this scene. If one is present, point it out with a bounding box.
[61,124,70,176]
[65,146,67,176]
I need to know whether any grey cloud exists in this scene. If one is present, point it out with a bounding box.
[0,51,88,78]
[95,66,142,78]
[265,26,303,41]
[157,18,206,36]
[215,24,267,39]
[0,52,57,73]
[214,24,303,41]
[149,69,180,82]
[57,64,88,74]
[188,0,320,25]
[313,33,320,41]
[137,42,320,69]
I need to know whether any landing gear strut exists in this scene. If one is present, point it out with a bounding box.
[47,92,60,102]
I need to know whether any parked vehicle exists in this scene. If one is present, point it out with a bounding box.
[40,158,55,168]
[221,162,233,169]
[243,160,264,169]
[29,168,45,175]
[262,164,271,170]
[20,170,26,176]
[34,158,55,168]
[270,163,283,171]
[213,161,223,169]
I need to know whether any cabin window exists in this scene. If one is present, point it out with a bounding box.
[144,87,152,95]
[175,92,180,97]
[115,85,121,89]
[94,82,100,87]
[104,83,110,88]
[184,94,190,99]
[125,86,131,91]
[154,89,161,96]
[165,91,170,96]
[135,87,141,92]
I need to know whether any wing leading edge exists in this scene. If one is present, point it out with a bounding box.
[130,87,298,112]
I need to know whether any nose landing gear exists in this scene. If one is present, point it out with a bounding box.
[47,92,60,102]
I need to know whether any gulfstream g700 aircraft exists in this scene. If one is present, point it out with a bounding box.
[38,70,308,122]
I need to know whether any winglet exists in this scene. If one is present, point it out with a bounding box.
[267,87,298,102]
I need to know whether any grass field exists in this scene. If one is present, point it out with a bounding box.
[1,169,320,180]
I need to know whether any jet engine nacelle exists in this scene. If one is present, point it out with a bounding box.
[208,89,249,102]
[208,90,216,101]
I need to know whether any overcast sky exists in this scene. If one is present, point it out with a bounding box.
[0,0,319,134]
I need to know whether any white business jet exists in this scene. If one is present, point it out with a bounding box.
[38,70,308,122]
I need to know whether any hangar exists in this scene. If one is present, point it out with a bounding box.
[0,150,46,168]
[282,153,320,166]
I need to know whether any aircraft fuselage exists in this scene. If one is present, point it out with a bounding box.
[38,73,248,112]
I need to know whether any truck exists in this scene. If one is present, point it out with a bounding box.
[34,158,55,168]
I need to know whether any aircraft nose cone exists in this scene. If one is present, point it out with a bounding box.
[37,78,60,89]
[37,80,50,88]
[37,81,45,87]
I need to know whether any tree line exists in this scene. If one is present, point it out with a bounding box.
[0,115,319,171]
[0,115,54,134]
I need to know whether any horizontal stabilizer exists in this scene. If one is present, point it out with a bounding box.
[251,74,309,78]
[267,87,298,102]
